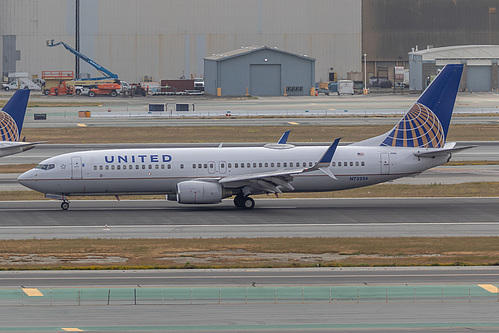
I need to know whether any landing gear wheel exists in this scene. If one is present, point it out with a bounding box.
[233,195,244,208]
[61,201,70,211]
[242,197,255,210]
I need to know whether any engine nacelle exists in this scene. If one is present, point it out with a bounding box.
[176,181,231,204]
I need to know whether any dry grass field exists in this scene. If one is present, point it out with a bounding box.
[18,123,499,144]
[1,237,499,269]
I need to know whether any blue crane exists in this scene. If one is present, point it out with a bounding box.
[46,39,118,80]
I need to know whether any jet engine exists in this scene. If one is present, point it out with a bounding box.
[176,181,232,204]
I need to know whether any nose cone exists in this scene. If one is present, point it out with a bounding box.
[17,169,38,190]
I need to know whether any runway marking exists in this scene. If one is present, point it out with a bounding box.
[288,121,299,125]
[478,284,499,293]
[76,123,87,127]
[22,288,43,296]
[61,329,83,332]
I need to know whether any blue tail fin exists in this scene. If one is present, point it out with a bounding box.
[1,89,30,142]
[379,64,463,148]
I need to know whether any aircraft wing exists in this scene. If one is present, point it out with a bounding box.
[219,138,341,194]
[0,142,44,158]
[414,145,477,158]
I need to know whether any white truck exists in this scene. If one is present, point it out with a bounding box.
[2,78,42,91]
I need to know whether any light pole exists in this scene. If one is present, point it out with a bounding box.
[363,53,368,94]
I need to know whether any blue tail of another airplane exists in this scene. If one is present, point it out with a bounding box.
[0,89,30,142]
[353,64,463,148]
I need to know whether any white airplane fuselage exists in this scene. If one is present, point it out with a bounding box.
[18,145,447,196]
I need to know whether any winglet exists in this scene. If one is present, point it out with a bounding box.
[277,130,291,144]
[319,138,341,165]
[307,138,341,171]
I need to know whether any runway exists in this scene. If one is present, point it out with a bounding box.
[1,197,499,239]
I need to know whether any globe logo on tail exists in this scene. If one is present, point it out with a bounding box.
[381,103,445,148]
[0,110,20,142]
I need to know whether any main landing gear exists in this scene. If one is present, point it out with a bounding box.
[61,200,70,210]
[233,194,255,210]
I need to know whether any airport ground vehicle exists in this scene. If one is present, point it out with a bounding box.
[87,83,121,97]
[314,82,338,95]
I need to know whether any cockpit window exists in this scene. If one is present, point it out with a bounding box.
[35,163,55,170]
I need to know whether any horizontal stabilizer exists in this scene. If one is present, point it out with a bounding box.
[414,145,477,158]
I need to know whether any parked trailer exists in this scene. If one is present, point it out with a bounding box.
[337,80,354,95]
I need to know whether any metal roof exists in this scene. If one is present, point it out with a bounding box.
[205,45,315,61]
[409,45,499,60]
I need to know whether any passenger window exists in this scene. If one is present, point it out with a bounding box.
[193,164,196,169]
[361,161,365,166]
[129,165,132,169]
[290,162,293,167]
[198,164,202,169]
[220,163,225,168]
[99,165,103,170]
[210,163,214,168]
[309,162,313,167]
[227,163,231,168]
[149,165,152,169]
[259,163,262,168]
[93,166,97,170]
[283,162,287,167]
[338,162,342,167]
[135,165,139,169]
[350,162,353,166]
[303,162,306,167]
[265,163,268,167]
[235,163,238,168]
[155,165,159,169]
[180,164,184,169]
[168,164,171,169]
[204,164,207,168]
[123,165,127,170]
[247,163,250,168]
[253,163,256,168]
[241,163,244,168]
[332,162,336,167]
[105,165,109,170]
[161,164,165,169]
[355,161,359,166]
[111,165,115,170]
[271,162,275,167]
[117,165,121,170]
[142,165,146,169]
[277,162,280,167]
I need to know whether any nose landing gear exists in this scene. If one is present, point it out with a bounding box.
[61,200,70,210]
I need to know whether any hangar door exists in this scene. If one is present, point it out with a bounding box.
[250,64,281,96]
[467,66,491,92]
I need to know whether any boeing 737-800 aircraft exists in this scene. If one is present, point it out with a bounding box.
[0,89,37,157]
[18,64,473,210]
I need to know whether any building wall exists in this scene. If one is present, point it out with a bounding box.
[0,0,361,83]
[363,0,499,62]
[206,49,315,96]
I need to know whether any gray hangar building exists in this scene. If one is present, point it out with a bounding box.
[409,45,499,92]
[204,46,315,97]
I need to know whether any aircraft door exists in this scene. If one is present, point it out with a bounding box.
[208,161,216,174]
[71,156,83,179]
[219,161,227,174]
[380,153,390,175]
